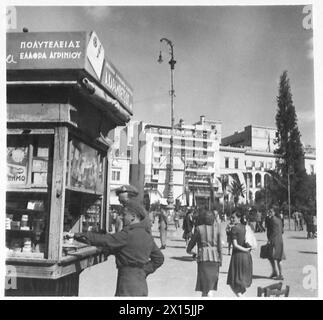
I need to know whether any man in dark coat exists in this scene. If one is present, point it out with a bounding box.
[69,200,164,296]
[183,209,195,246]
[266,208,285,280]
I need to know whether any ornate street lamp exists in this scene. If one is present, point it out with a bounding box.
[158,38,176,211]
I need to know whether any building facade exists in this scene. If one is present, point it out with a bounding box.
[221,125,316,203]
[121,121,316,207]
[107,124,133,205]
[130,116,222,207]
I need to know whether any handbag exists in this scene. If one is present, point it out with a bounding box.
[260,243,272,259]
[245,224,257,250]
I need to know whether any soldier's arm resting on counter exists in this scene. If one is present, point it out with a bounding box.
[74,230,128,250]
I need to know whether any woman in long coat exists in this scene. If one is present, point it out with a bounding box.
[226,212,253,297]
[266,208,285,280]
[187,209,222,297]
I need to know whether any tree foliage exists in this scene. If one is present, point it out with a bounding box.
[274,70,309,209]
[254,71,316,215]
[229,178,246,207]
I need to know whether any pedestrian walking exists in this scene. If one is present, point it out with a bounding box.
[226,215,235,255]
[226,211,253,297]
[299,211,304,231]
[293,210,300,231]
[158,205,168,249]
[67,199,164,296]
[182,209,195,246]
[148,210,155,228]
[304,212,313,239]
[266,208,285,280]
[279,210,284,231]
[174,210,180,229]
[187,209,222,297]
[255,210,265,232]
[312,214,317,238]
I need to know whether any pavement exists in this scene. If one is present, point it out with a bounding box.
[79,220,318,298]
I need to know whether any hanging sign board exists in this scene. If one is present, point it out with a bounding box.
[101,59,133,114]
[6,32,86,70]
[7,31,133,114]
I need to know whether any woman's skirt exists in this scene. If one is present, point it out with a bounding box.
[226,251,252,293]
[195,261,220,293]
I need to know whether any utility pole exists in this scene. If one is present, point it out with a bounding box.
[158,38,176,213]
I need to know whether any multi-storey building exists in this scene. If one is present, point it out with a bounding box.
[118,120,316,207]
[130,116,222,207]
[221,125,316,203]
[107,122,137,206]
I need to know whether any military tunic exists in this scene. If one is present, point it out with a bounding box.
[74,221,164,296]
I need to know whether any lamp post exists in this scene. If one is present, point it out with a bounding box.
[158,38,176,212]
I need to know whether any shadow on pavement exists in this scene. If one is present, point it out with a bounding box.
[288,236,308,240]
[170,256,195,262]
[298,251,317,254]
[166,245,186,249]
[252,274,271,280]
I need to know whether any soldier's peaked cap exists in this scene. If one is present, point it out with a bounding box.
[115,184,139,196]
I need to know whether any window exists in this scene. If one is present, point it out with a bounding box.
[159,136,162,142]
[268,162,272,169]
[112,171,120,181]
[225,157,229,169]
[154,157,160,163]
[234,158,239,169]
[153,169,159,175]
[181,139,185,146]
[159,146,162,153]
[260,161,264,168]
[251,161,256,168]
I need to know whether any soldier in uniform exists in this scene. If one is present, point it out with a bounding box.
[68,199,164,296]
[115,184,139,206]
[115,184,151,231]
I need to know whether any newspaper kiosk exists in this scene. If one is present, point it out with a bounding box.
[5,31,133,296]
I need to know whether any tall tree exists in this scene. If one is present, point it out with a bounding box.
[229,178,246,207]
[274,71,307,208]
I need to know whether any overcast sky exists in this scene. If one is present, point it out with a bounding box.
[12,5,315,146]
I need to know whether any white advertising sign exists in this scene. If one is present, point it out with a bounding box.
[86,31,105,79]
